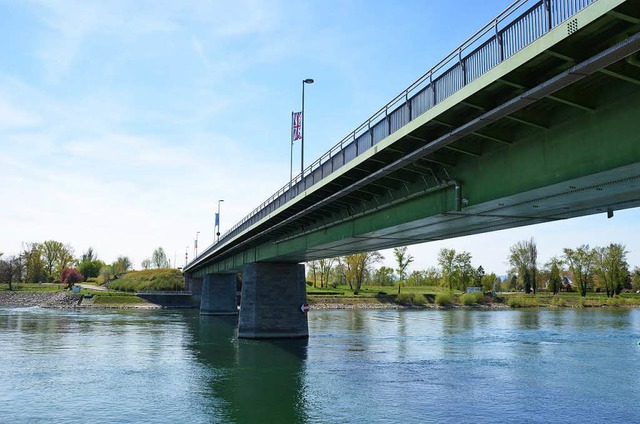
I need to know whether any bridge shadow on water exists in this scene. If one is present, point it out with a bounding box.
[186,315,309,424]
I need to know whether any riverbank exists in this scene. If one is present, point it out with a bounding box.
[2,290,640,310]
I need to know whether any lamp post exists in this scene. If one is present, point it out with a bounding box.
[301,78,314,176]
[185,246,189,267]
[194,231,200,258]
[216,199,224,242]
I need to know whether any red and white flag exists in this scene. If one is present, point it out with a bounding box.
[291,111,302,142]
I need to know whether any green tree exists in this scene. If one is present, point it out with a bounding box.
[41,240,63,281]
[594,243,629,297]
[318,258,335,288]
[393,246,414,294]
[631,267,640,292]
[113,256,132,275]
[21,243,47,284]
[372,266,395,286]
[563,245,595,297]
[438,248,457,291]
[475,265,485,287]
[508,238,538,294]
[548,263,562,295]
[151,247,170,269]
[344,251,383,294]
[481,272,498,292]
[454,251,474,291]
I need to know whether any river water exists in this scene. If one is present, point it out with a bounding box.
[1,307,639,424]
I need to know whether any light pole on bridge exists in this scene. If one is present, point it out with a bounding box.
[216,199,224,243]
[194,231,200,258]
[301,78,314,176]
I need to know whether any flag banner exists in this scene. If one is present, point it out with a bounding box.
[194,239,198,249]
[215,212,219,227]
[292,111,302,142]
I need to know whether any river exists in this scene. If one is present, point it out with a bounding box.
[0,307,639,423]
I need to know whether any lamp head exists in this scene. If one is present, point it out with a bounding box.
[303,78,314,84]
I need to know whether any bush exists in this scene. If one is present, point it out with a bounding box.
[507,295,539,308]
[550,296,567,307]
[60,268,84,288]
[435,291,454,306]
[461,291,484,305]
[396,293,427,306]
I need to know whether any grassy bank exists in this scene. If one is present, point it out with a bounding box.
[107,268,184,292]
[306,285,640,308]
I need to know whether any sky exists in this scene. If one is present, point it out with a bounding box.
[1,0,639,276]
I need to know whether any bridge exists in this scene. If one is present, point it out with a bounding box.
[184,0,640,338]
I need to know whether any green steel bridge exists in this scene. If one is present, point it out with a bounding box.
[183,0,640,338]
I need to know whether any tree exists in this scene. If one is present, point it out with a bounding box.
[318,258,335,288]
[141,258,152,270]
[372,266,395,286]
[60,268,84,288]
[151,247,170,269]
[438,248,457,291]
[548,263,562,295]
[393,246,414,294]
[481,272,498,292]
[113,256,132,275]
[594,243,629,297]
[475,265,485,287]
[78,247,102,279]
[454,251,474,292]
[631,267,640,292]
[307,261,319,287]
[41,240,63,281]
[21,243,47,284]
[0,255,22,290]
[508,238,538,294]
[563,245,595,297]
[344,251,383,294]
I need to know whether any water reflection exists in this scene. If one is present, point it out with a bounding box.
[186,315,309,424]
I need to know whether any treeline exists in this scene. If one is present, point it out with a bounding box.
[306,239,640,297]
[0,242,175,289]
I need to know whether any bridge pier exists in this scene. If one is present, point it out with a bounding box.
[200,273,238,315]
[238,263,308,339]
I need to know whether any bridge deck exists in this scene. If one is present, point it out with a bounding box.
[186,0,640,275]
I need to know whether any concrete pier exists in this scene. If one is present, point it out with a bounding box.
[200,273,238,316]
[238,263,308,339]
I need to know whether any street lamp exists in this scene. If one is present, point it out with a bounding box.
[185,246,189,267]
[216,199,224,242]
[301,78,314,176]
[194,231,200,258]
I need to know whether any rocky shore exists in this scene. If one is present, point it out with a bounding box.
[0,292,82,308]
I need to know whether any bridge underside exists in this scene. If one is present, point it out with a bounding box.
[190,1,640,276]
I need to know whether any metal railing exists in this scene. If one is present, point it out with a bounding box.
[215,0,595,249]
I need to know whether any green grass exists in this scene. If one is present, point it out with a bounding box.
[507,295,539,308]
[92,295,146,305]
[0,283,65,292]
[107,269,184,292]
[396,292,427,306]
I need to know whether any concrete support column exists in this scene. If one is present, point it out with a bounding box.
[185,275,203,295]
[200,273,238,316]
[238,263,308,339]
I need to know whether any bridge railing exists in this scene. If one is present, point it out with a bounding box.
[214,0,595,249]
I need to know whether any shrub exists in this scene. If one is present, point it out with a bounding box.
[507,295,539,308]
[435,291,454,306]
[60,268,84,288]
[461,291,484,305]
[396,293,427,306]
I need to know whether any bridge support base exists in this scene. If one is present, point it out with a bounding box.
[200,273,238,315]
[238,263,308,339]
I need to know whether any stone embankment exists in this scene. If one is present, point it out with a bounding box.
[0,292,81,308]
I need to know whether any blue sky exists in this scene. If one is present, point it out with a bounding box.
[1,0,639,274]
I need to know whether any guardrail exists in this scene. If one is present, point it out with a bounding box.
[212,0,596,252]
